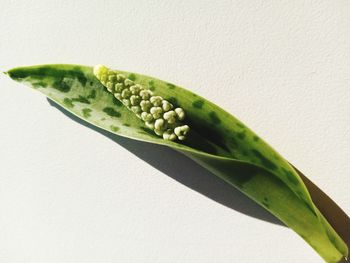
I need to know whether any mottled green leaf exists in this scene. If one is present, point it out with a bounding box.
[6,64,348,262]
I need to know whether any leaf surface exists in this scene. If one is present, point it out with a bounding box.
[6,64,348,262]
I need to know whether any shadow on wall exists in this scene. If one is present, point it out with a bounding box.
[47,98,284,226]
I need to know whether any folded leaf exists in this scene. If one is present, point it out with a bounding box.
[6,64,348,262]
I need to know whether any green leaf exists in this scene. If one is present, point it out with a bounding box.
[6,64,348,262]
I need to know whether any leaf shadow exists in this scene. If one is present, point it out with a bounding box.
[47,98,284,226]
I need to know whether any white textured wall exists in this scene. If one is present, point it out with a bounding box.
[0,1,349,262]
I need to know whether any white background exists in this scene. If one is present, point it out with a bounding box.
[0,1,349,262]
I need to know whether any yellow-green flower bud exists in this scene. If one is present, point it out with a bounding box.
[130,84,142,95]
[150,96,163,106]
[162,101,173,111]
[150,106,163,119]
[145,121,154,129]
[115,83,124,93]
[117,74,125,82]
[154,119,166,130]
[163,110,177,124]
[154,129,164,136]
[130,95,141,106]
[93,64,107,78]
[140,100,152,112]
[175,108,185,121]
[114,93,122,100]
[141,112,153,122]
[163,129,177,141]
[140,90,152,100]
[106,82,114,92]
[131,106,142,115]
[121,89,131,99]
[122,99,131,107]
[108,75,117,82]
[174,125,190,141]
[93,64,190,141]
[100,75,107,83]
[124,79,134,87]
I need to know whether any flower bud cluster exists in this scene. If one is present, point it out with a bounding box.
[94,65,190,141]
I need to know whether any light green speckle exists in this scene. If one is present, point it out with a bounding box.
[82,108,92,118]
[32,81,48,88]
[110,125,120,132]
[63,98,74,108]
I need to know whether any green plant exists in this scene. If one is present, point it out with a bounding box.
[5,64,348,262]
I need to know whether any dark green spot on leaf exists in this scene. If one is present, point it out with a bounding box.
[7,66,87,88]
[230,137,239,147]
[262,201,269,208]
[112,97,122,106]
[167,83,176,89]
[103,107,121,117]
[209,111,221,124]
[226,164,258,188]
[72,96,90,104]
[167,97,178,106]
[140,127,156,137]
[186,120,229,154]
[251,150,277,170]
[236,122,245,128]
[303,199,317,216]
[237,132,246,140]
[52,79,71,92]
[148,80,155,91]
[192,100,204,109]
[87,90,96,99]
[282,168,299,186]
[326,229,338,248]
[128,74,136,81]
